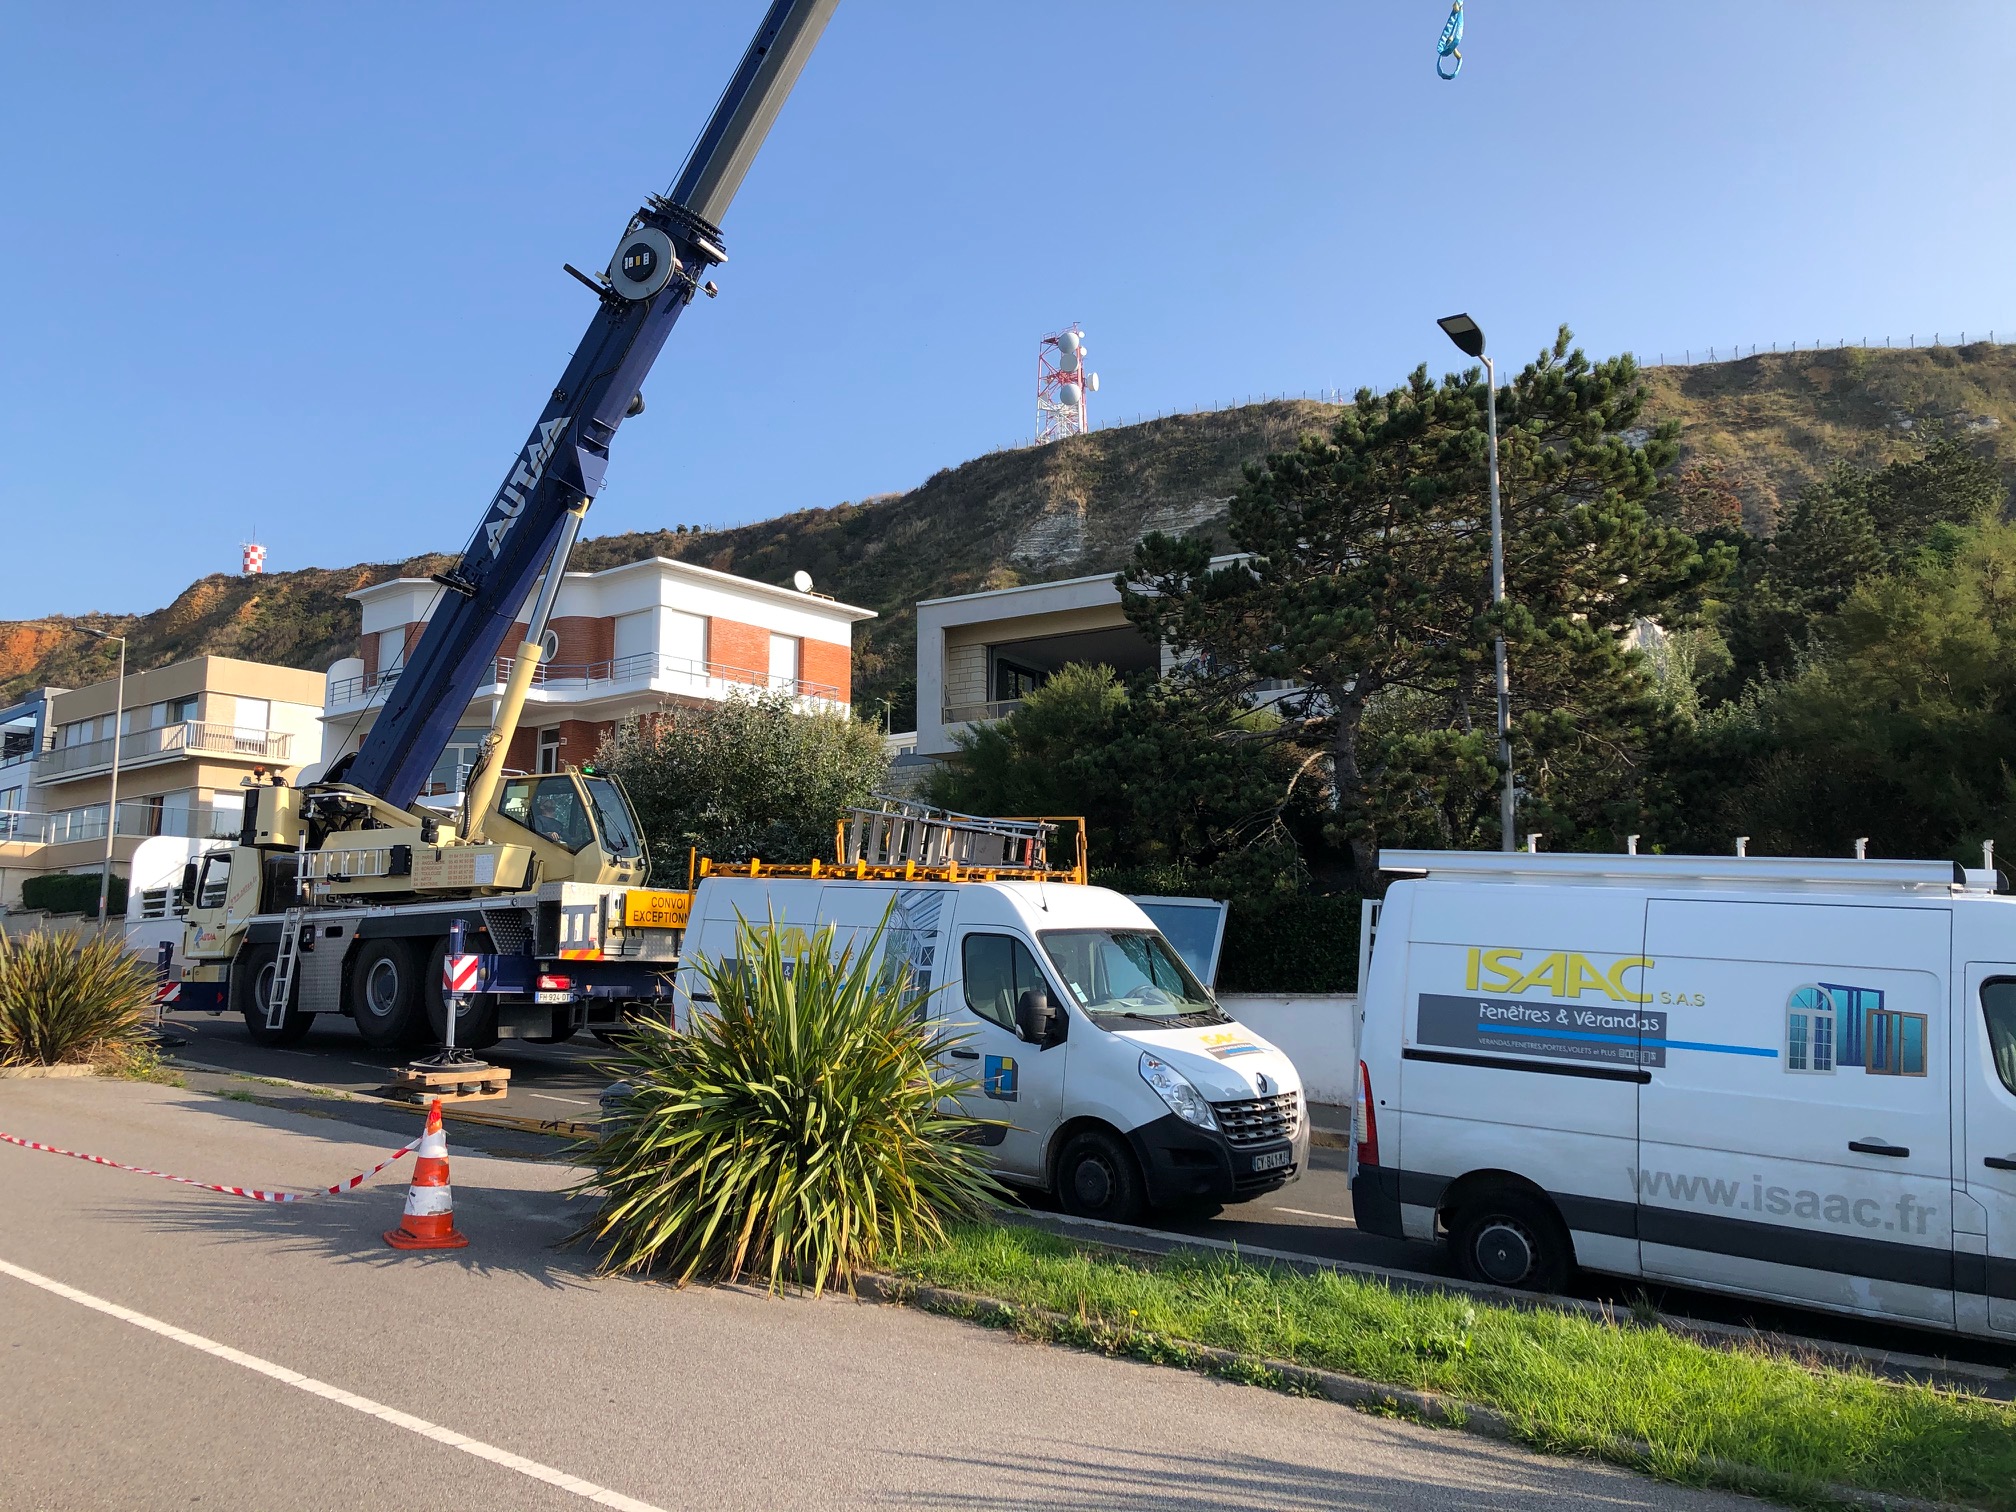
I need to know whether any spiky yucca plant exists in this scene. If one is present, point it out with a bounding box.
[577,914,1001,1294]
[0,928,156,1067]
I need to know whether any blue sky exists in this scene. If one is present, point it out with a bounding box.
[3,2,2011,618]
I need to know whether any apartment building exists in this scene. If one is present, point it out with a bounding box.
[321,555,875,789]
[0,657,325,907]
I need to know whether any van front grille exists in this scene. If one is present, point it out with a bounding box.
[1211,1090,1300,1148]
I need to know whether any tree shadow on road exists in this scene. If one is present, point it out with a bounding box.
[874,1438,1742,1511]
[87,1091,595,1292]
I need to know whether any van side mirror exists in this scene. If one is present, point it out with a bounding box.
[179,862,199,907]
[1016,987,1059,1046]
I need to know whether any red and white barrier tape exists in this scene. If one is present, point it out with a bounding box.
[0,1129,419,1203]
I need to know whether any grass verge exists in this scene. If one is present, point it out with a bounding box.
[889,1222,2016,1510]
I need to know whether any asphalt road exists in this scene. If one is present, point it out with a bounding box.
[160,1005,2016,1376]
[0,1079,1769,1512]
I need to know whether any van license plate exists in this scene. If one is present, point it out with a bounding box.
[1251,1149,1293,1173]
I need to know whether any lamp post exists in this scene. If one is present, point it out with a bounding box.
[1437,313,1514,852]
[76,628,127,922]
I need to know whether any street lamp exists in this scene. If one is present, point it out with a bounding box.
[75,627,127,922]
[1437,313,1514,852]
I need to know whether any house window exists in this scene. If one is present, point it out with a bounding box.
[537,728,562,775]
[1786,986,1836,1072]
[994,659,1045,702]
[768,633,800,692]
[378,627,407,679]
[165,694,199,725]
[428,728,490,795]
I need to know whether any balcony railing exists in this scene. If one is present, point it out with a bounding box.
[943,698,1026,726]
[35,722,292,782]
[328,655,844,710]
[0,802,242,847]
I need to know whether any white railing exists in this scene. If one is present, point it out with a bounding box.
[0,801,240,848]
[330,655,844,710]
[35,722,292,781]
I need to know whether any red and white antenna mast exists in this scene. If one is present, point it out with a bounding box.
[1036,324,1099,444]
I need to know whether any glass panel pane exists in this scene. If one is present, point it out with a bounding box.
[1981,982,2016,1095]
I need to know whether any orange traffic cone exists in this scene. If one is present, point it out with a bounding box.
[383,1100,469,1250]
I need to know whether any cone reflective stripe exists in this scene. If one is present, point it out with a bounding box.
[383,1100,469,1250]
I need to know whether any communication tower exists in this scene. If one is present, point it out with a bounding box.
[241,541,267,575]
[1036,325,1099,443]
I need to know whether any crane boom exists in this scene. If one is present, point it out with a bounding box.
[339,0,838,810]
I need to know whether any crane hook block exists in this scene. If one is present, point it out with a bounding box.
[1437,0,1463,79]
[606,225,680,301]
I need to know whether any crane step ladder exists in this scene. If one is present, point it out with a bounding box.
[265,908,309,1032]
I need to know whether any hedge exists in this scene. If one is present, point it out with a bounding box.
[1095,866,1360,994]
[1216,893,1360,994]
[20,873,127,917]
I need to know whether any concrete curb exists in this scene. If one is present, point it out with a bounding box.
[0,1064,100,1079]
[856,1272,1975,1512]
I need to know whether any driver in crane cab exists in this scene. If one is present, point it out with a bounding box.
[533,785,593,852]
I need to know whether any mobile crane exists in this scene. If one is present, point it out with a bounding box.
[173,0,841,1052]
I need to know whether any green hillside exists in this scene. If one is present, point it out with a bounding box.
[6,341,2013,717]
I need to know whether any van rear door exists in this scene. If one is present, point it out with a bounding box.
[1640,900,1954,1328]
[1961,968,2016,1335]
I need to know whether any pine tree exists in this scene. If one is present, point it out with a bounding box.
[1119,327,1723,888]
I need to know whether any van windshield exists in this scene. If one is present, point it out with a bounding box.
[1038,930,1229,1028]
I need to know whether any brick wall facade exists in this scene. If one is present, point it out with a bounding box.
[707,617,770,687]
[801,639,851,701]
[504,719,613,775]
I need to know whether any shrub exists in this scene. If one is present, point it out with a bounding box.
[599,691,888,876]
[0,928,156,1067]
[21,872,126,917]
[576,914,1002,1294]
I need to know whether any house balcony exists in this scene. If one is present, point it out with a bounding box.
[1,801,242,849]
[327,654,846,718]
[33,723,294,785]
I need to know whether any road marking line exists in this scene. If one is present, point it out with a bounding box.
[0,1257,667,1512]
[1269,1207,1357,1226]
[528,1094,595,1107]
[348,1062,386,1070]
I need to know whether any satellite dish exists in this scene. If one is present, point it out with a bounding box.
[1055,348,1079,373]
[1087,373,1100,393]
[1058,382,1082,407]
[1057,331,1081,356]
[792,570,814,593]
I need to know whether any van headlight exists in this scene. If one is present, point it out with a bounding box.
[1139,1051,1217,1131]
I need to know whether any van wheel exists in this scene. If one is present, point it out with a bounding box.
[350,939,423,1048]
[1055,1129,1146,1225]
[1449,1191,1572,1293]
[234,944,313,1046]
[422,937,499,1051]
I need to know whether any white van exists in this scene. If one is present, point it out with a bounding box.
[679,875,1309,1223]
[1352,850,2016,1341]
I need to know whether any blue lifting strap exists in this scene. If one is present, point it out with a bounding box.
[1437,0,1464,79]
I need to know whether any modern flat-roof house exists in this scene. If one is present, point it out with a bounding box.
[911,569,1169,760]
[0,657,325,907]
[321,556,876,791]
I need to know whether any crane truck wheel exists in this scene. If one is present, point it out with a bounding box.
[349,939,425,1048]
[422,936,499,1050]
[233,943,313,1047]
